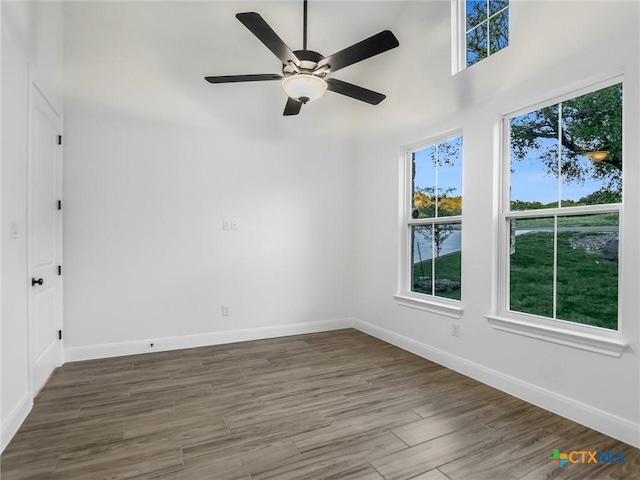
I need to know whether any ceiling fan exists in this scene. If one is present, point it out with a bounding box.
[204,0,399,116]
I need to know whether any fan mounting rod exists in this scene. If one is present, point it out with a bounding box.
[303,0,308,50]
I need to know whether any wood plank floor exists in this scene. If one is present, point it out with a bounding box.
[2,329,639,479]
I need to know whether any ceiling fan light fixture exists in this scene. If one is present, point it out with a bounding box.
[282,74,327,103]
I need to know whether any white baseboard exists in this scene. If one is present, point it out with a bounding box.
[64,318,353,363]
[1,392,32,453]
[352,317,640,448]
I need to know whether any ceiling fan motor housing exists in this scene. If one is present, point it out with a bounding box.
[282,50,326,76]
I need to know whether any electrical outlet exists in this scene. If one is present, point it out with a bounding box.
[222,219,231,230]
[452,323,460,337]
[222,305,229,316]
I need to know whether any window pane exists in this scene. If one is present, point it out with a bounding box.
[510,85,623,210]
[466,23,487,67]
[489,0,508,16]
[509,217,554,317]
[510,106,559,210]
[412,147,436,219]
[437,136,463,217]
[560,85,623,206]
[434,223,462,300]
[412,224,462,299]
[412,137,463,219]
[466,0,487,30]
[489,8,509,54]
[556,213,618,330]
[412,225,434,295]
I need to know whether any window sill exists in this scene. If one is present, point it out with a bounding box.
[394,294,464,319]
[486,314,628,358]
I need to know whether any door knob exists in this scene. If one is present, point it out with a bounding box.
[31,278,44,286]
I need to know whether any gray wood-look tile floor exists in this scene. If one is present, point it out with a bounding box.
[1,329,638,479]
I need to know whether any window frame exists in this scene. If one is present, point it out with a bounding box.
[489,76,628,357]
[396,130,464,318]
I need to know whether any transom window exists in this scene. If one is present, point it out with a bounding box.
[407,134,463,301]
[501,81,623,331]
[464,0,509,67]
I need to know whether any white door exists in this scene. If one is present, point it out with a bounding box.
[28,77,63,395]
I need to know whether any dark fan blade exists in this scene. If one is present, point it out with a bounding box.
[205,74,282,84]
[326,78,386,105]
[283,97,303,116]
[236,12,301,67]
[318,30,399,73]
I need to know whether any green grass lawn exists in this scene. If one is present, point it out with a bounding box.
[412,252,461,300]
[412,231,618,329]
[516,212,619,229]
[510,231,618,329]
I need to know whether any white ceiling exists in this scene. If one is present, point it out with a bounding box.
[63,1,412,133]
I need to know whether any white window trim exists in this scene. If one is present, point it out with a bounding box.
[396,130,464,318]
[451,0,466,74]
[485,314,628,358]
[394,293,463,319]
[492,76,628,357]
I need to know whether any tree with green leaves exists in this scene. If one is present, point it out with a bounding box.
[412,186,460,262]
[510,84,623,196]
[466,0,509,66]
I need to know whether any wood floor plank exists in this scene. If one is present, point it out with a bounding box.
[409,469,451,480]
[77,396,175,421]
[123,408,230,444]
[391,403,504,446]
[148,458,251,480]
[3,418,125,454]
[2,328,639,480]
[253,432,407,480]
[223,405,331,437]
[53,441,184,480]
[291,408,421,455]
[0,445,61,480]
[370,423,504,479]
[438,428,560,480]
[17,405,80,431]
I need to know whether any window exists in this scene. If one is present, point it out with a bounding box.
[400,133,463,306]
[501,82,623,331]
[459,0,509,69]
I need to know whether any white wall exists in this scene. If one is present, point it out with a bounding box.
[353,1,640,447]
[62,1,356,359]
[1,0,64,451]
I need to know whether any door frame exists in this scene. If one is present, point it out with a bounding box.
[26,65,63,396]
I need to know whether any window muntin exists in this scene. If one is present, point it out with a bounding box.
[503,82,623,331]
[409,135,463,301]
[465,0,509,67]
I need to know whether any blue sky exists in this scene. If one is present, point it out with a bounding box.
[511,150,609,204]
[413,137,463,200]
[413,135,610,206]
